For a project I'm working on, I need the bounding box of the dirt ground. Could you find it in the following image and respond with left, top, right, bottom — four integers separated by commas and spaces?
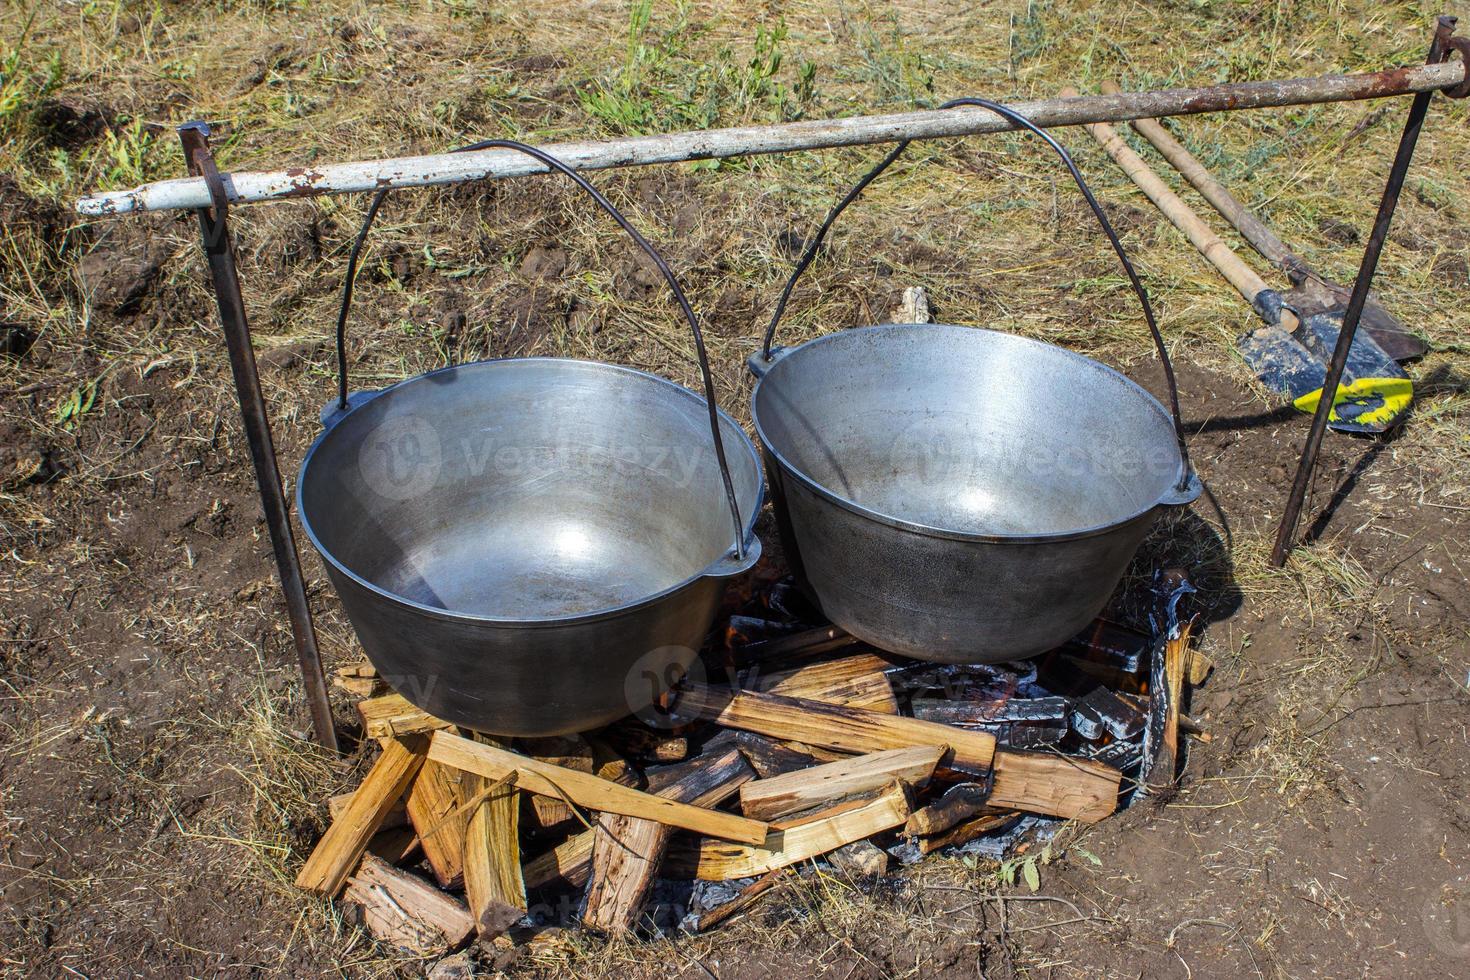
2, 1, 1469, 977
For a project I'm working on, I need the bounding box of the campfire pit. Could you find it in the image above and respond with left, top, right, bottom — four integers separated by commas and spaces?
297, 564, 1210, 954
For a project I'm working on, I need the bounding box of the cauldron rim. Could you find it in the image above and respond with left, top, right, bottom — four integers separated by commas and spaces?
751, 323, 1198, 546
297, 356, 764, 628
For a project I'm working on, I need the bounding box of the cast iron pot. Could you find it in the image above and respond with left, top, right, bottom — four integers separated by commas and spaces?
748, 99, 1200, 663
298, 142, 762, 735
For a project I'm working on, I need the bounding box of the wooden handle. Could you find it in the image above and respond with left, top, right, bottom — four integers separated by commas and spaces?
1063, 86, 1272, 306
1099, 80, 1295, 271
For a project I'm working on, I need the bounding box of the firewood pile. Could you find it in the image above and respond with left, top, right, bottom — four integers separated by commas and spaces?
298, 571, 1210, 960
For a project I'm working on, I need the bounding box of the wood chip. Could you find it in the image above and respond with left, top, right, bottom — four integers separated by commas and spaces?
829, 839, 889, 876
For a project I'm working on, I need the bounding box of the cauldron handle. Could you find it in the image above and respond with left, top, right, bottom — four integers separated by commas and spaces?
759, 97, 1193, 492
332, 140, 750, 561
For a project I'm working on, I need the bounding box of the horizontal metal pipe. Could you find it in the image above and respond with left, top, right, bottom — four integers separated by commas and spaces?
76, 59, 1466, 216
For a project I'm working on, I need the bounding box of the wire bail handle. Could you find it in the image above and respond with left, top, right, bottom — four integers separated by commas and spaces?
759, 97, 1193, 491
334, 140, 749, 559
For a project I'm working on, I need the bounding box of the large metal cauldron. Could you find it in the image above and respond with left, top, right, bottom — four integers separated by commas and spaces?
298, 143, 761, 736
749, 99, 1200, 663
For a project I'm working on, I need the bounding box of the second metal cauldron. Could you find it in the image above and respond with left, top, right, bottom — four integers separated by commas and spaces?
749, 98, 1201, 663
751, 323, 1197, 662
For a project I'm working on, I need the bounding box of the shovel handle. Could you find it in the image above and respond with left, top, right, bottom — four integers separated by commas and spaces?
1064, 89, 1305, 337
1099, 81, 1298, 276
1067, 87, 1296, 330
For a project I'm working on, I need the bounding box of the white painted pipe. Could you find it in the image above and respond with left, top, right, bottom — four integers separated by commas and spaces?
75, 60, 1466, 217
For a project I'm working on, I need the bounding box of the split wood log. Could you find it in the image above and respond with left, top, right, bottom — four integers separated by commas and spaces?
733, 731, 824, 778
744, 653, 899, 713
664, 780, 911, 880
343, 853, 475, 954
427, 730, 768, 843
297, 735, 427, 895
738, 744, 944, 821
909, 696, 1071, 725
525, 746, 753, 892
517, 734, 596, 771
358, 693, 450, 740
726, 615, 803, 645
1184, 648, 1215, 686
733, 625, 859, 666
1074, 687, 1145, 740
904, 782, 991, 837
782, 741, 850, 764
583, 746, 754, 933
462, 735, 526, 938
1062, 619, 1150, 673
1178, 711, 1212, 742
918, 810, 1020, 855
1093, 738, 1144, 771
522, 832, 593, 892
517, 734, 595, 830
1004, 724, 1068, 750
678, 683, 998, 771
402, 759, 469, 888
770, 791, 883, 829
1069, 704, 1106, 741
1143, 623, 1192, 794
330, 791, 407, 829
989, 750, 1120, 824
598, 722, 688, 762
1045, 653, 1146, 695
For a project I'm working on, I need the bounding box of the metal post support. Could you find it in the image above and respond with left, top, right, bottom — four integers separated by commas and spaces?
177, 122, 338, 750
1269, 16, 1463, 567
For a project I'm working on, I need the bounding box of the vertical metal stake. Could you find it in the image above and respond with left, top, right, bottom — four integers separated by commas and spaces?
178, 122, 339, 750
1269, 16, 1456, 568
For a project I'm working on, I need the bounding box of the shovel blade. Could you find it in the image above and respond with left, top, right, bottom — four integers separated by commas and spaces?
1238, 318, 1412, 435
1283, 278, 1428, 362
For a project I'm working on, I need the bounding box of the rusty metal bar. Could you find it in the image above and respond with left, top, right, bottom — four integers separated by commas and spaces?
80, 58, 1467, 216
1268, 17, 1458, 567
177, 122, 339, 750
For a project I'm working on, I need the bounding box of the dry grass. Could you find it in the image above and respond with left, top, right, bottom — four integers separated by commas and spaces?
2, 0, 1468, 976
